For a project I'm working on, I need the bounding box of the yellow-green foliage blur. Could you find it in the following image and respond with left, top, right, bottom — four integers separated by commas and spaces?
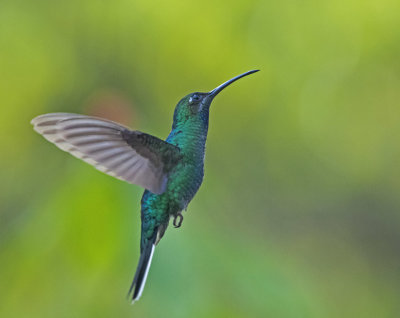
1, 0, 400, 317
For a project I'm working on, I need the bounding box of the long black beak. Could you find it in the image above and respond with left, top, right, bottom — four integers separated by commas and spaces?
208, 70, 259, 99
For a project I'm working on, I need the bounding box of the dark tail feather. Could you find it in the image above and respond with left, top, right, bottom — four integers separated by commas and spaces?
128, 235, 157, 304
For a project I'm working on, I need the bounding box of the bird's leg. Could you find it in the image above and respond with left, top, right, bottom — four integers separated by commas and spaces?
173, 212, 183, 228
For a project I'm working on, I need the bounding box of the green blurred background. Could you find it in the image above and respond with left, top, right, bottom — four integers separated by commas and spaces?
1, 0, 400, 317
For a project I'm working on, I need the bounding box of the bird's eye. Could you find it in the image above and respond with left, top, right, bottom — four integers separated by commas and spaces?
189, 94, 201, 104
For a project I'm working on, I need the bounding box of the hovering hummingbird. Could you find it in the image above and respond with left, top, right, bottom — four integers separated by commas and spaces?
31, 70, 259, 303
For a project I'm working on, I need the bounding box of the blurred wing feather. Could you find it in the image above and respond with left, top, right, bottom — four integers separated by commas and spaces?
31, 113, 181, 194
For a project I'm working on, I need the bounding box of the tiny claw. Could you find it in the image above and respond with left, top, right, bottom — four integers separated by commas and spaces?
173, 213, 183, 228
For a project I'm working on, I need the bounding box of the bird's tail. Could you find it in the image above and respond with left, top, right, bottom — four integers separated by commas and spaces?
128, 233, 157, 304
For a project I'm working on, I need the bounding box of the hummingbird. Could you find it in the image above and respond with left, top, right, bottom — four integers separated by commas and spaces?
31, 70, 259, 303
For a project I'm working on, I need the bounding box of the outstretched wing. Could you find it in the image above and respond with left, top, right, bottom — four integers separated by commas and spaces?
31, 113, 182, 194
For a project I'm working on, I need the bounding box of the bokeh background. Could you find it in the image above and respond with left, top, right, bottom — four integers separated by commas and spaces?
1, 0, 400, 317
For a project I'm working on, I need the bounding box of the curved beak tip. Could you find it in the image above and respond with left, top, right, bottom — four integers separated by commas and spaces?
209, 69, 260, 98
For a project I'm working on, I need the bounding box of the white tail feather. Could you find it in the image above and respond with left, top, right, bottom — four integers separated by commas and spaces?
132, 244, 155, 304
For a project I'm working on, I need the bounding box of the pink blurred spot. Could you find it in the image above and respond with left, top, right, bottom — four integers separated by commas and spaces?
84, 89, 139, 127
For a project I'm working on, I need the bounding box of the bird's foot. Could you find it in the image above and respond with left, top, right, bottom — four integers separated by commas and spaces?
173, 212, 183, 228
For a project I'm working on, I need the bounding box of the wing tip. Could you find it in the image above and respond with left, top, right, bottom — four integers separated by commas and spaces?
31, 114, 47, 126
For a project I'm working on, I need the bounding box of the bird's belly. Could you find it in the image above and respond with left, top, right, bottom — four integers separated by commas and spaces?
166, 163, 204, 211
141, 163, 203, 215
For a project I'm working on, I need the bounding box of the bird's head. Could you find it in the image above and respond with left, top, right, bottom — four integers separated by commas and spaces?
172, 70, 259, 128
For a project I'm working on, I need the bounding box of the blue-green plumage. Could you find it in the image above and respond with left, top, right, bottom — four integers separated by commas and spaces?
30, 70, 259, 304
